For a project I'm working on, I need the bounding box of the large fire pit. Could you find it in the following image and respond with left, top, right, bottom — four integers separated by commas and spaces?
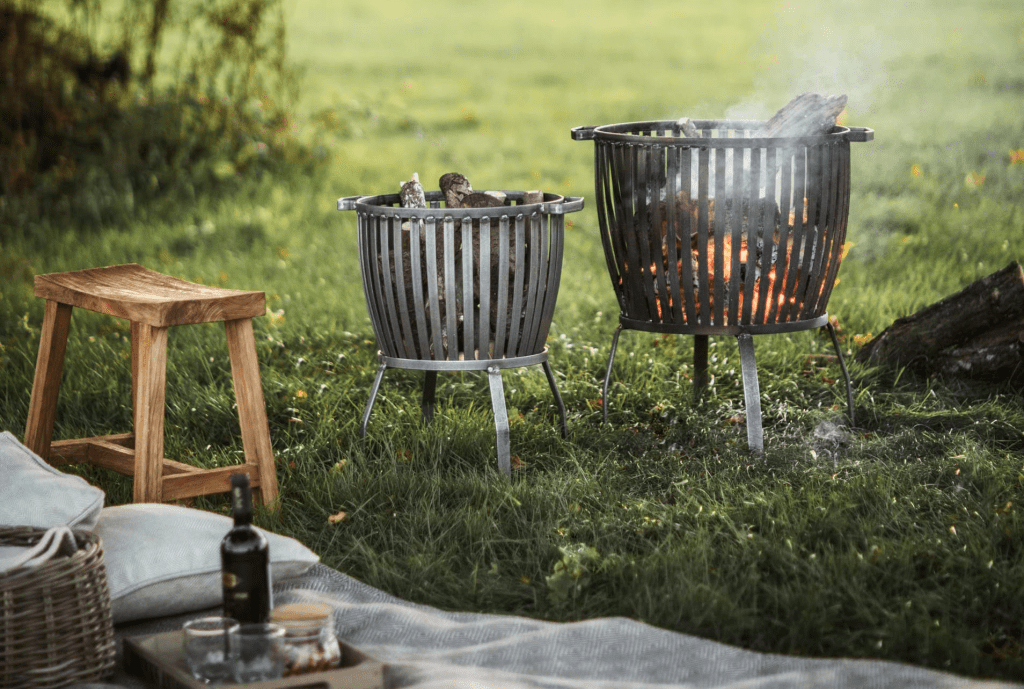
338, 190, 583, 475
572, 118, 872, 452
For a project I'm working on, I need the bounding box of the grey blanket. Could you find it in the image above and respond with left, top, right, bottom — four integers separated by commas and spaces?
92, 564, 1019, 689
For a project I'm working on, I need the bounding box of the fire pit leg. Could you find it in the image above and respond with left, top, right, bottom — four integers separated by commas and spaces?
824, 321, 856, 427
736, 334, 765, 456
486, 366, 512, 477
602, 325, 624, 424
422, 371, 437, 425
542, 360, 568, 439
361, 362, 388, 438
693, 335, 709, 403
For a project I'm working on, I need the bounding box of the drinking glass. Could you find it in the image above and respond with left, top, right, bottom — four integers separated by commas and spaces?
182, 616, 239, 684
230, 622, 286, 682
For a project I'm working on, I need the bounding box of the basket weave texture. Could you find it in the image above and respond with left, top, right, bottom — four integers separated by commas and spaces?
1, 526, 116, 688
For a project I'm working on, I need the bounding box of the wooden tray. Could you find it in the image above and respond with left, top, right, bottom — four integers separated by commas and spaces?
123, 629, 388, 689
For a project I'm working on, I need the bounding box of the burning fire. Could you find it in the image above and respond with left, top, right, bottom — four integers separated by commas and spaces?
618, 194, 846, 324
645, 235, 797, 321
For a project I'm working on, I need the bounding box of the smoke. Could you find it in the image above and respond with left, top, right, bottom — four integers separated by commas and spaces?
726, 0, 944, 120
811, 417, 853, 470
670, 0, 955, 203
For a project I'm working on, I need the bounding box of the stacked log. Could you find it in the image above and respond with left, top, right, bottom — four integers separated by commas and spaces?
855, 262, 1024, 383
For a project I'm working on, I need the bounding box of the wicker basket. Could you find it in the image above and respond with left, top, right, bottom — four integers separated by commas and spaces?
1, 526, 116, 688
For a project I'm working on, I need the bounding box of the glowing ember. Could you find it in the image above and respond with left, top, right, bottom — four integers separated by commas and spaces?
621, 194, 847, 325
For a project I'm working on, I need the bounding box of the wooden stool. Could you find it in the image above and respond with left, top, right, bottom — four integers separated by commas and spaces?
23, 263, 279, 506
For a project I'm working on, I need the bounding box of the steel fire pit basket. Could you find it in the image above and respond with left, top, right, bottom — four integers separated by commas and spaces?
572, 119, 873, 452
338, 190, 584, 475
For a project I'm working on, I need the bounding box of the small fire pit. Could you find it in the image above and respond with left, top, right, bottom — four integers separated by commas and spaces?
338, 190, 583, 475
572, 116, 873, 452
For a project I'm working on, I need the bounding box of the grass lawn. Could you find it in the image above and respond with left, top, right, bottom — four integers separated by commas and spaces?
2, 0, 1024, 681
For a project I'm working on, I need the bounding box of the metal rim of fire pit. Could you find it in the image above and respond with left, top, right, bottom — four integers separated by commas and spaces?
338, 190, 584, 476
572, 119, 873, 453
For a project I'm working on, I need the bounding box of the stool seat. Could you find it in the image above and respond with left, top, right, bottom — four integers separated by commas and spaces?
24, 264, 279, 507
35, 263, 266, 327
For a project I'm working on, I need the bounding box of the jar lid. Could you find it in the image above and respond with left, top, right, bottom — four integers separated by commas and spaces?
270, 603, 333, 622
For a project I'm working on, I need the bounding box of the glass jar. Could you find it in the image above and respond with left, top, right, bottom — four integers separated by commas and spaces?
269, 603, 342, 676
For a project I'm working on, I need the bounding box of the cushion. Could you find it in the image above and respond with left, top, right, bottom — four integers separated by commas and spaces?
96, 503, 320, 623
0, 431, 105, 530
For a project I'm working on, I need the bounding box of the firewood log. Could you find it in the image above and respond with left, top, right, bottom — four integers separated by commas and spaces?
676, 117, 700, 138
439, 172, 473, 208
460, 192, 504, 208
855, 261, 1024, 382
934, 320, 1024, 382
765, 93, 847, 137
399, 173, 427, 208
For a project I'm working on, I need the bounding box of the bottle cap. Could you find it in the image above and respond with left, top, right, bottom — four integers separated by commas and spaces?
270, 602, 332, 622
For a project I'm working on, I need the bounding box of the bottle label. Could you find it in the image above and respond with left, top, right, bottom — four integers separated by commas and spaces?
222, 551, 272, 623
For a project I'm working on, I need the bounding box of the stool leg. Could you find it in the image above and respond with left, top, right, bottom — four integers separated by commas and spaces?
133, 323, 169, 503
130, 321, 142, 418
225, 318, 279, 507
24, 301, 73, 459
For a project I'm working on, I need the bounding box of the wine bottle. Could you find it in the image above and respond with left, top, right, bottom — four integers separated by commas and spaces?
221, 473, 272, 623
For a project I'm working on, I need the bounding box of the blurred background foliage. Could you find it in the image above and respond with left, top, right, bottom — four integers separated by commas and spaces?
0, 0, 323, 236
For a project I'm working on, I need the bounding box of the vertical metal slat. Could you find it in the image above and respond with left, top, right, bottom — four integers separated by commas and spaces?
506, 214, 527, 356
767, 147, 794, 324
696, 145, 711, 325
596, 144, 625, 315
779, 147, 807, 322
478, 218, 492, 358
741, 147, 761, 324
753, 147, 777, 325
366, 214, 394, 356
521, 212, 545, 352
814, 141, 851, 316
800, 141, 834, 319
664, 145, 683, 324
424, 218, 443, 359
648, 145, 671, 323
727, 144, 744, 325
677, 146, 697, 324
392, 219, 416, 357
461, 217, 475, 359
493, 216, 511, 358
536, 212, 563, 354
712, 146, 727, 325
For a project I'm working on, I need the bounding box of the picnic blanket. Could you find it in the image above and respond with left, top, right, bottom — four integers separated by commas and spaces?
91, 563, 1019, 689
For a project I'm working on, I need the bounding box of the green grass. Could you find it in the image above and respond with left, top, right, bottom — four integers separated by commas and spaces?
3, 0, 1024, 681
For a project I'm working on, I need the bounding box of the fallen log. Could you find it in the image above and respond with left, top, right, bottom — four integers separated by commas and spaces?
856, 261, 1024, 382
934, 320, 1024, 382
